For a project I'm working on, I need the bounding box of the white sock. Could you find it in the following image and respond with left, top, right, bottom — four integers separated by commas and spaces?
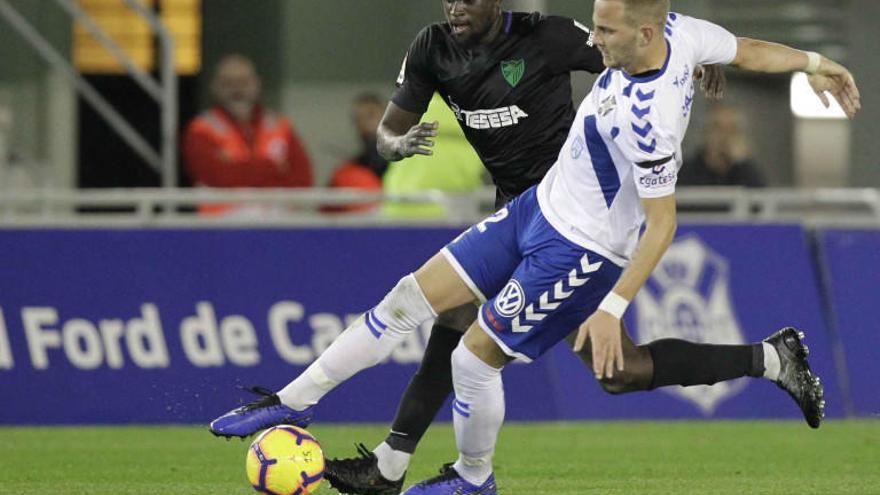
450, 343, 504, 487
373, 442, 410, 481
277, 274, 436, 410
762, 342, 781, 381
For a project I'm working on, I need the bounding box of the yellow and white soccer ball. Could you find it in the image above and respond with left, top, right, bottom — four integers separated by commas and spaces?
246, 425, 325, 494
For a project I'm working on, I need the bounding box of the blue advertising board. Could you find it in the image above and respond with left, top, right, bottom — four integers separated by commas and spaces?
816, 229, 880, 417
0, 225, 842, 424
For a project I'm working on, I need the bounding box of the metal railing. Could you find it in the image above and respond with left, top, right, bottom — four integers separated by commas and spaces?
1, 187, 879, 228
0, 0, 178, 187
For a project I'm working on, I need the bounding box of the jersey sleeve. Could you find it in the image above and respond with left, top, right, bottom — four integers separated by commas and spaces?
537, 15, 605, 74
678, 14, 738, 65
619, 113, 679, 199
390, 26, 437, 114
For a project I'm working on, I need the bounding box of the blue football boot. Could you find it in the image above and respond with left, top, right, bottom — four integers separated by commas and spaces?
402, 464, 497, 495
209, 386, 314, 438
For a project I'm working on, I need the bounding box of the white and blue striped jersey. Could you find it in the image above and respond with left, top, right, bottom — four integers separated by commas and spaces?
537, 13, 737, 265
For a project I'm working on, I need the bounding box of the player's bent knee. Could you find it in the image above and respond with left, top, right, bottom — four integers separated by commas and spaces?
597, 375, 632, 395
376, 274, 437, 333
413, 253, 478, 313
597, 357, 653, 394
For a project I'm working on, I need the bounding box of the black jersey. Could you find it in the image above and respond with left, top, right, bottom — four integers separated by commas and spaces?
392, 12, 604, 202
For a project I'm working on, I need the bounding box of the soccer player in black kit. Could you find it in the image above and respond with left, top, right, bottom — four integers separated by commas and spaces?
207, 2, 823, 494
317, 2, 819, 494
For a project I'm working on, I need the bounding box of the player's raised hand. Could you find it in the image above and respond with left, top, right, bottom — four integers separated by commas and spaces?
397, 121, 439, 158
694, 64, 726, 100
808, 58, 861, 118
574, 310, 624, 380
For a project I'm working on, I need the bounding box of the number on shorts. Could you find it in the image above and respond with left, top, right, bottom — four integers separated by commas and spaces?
476, 208, 509, 233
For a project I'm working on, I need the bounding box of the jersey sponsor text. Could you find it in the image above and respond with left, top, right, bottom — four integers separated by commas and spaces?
457, 105, 530, 130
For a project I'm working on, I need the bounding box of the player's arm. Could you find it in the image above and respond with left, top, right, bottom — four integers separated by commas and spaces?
381, 26, 440, 161
544, 16, 727, 99
573, 194, 677, 379
731, 38, 860, 118
376, 101, 438, 161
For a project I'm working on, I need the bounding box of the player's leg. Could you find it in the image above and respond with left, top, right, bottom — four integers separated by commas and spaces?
209, 252, 476, 438
567, 321, 825, 427
645, 329, 823, 426
402, 321, 510, 495
385, 305, 474, 455
404, 205, 623, 494
325, 306, 474, 495
325, 202, 528, 494
566, 320, 653, 393
380, 306, 474, 464
360, 191, 523, 483
566, 321, 761, 393
449, 325, 511, 483
276, 254, 472, 408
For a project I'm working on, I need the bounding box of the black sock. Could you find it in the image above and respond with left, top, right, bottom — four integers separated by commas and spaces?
385, 324, 463, 454
646, 339, 764, 389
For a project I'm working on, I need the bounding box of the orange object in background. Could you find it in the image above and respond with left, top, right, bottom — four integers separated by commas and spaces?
183, 106, 313, 216
322, 161, 383, 213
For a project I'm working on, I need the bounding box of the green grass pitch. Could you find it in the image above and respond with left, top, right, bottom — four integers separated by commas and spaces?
1, 421, 878, 494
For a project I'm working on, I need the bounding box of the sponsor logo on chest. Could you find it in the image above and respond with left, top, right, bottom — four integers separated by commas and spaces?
449, 97, 529, 130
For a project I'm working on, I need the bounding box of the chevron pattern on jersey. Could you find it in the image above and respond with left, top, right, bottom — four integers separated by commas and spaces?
630, 104, 651, 120
665, 12, 679, 35
631, 121, 653, 138
511, 254, 604, 333
631, 86, 656, 154
635, 88, 655, 101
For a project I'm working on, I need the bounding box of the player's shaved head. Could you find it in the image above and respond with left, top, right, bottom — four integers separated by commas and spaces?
604, 0, 669, 28
593, 0, 670, 73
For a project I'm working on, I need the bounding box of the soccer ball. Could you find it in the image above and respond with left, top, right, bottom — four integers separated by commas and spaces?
246, 425, 325, 494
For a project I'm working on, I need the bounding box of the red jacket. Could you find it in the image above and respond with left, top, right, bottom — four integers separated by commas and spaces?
183, 106, 313, 188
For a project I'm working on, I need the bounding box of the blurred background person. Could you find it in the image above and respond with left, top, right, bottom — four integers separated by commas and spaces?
680, 104, 765, 187
183, 54, 313, 215
382, 93, 485, 219
349, 92, 389, 180
324, 93, 389, 214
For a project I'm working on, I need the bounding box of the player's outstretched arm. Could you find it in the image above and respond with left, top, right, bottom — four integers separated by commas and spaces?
377, 101, 439, 161
731, 38, 861, 118
574, 195, 677, 379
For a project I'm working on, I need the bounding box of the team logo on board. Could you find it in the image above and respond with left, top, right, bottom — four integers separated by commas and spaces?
501, 59, 525, 87
634, 236, 748, 415
494, 279, 525, 317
